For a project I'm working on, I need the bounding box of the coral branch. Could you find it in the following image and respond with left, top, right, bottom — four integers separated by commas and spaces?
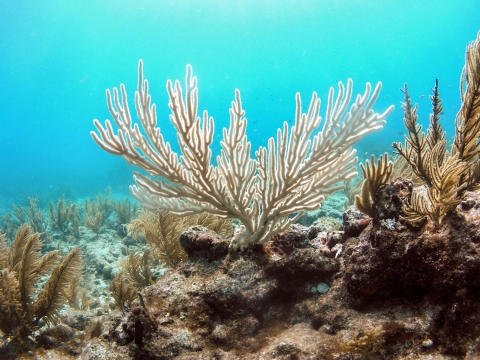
92, 61, 393, 249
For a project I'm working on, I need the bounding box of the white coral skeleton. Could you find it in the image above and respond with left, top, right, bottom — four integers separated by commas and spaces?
91, 61, 394, 249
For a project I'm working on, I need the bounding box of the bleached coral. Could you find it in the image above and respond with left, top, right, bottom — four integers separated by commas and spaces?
91, 61, 393, 249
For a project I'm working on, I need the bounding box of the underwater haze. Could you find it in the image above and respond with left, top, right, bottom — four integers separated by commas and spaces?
0, 0, 478, 210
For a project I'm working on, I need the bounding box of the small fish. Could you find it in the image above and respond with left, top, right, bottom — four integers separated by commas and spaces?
149, 277, 156, 285
420, 95, 425, 98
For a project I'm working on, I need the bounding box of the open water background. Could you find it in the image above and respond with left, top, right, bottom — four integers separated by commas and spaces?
0, 0, 478, 210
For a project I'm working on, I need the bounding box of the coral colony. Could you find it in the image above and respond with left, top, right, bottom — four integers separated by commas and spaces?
1, 32, 480, 359
91, 60, 393, 249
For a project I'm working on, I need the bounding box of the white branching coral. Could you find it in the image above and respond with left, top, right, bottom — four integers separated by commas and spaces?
91, 61, 393, 249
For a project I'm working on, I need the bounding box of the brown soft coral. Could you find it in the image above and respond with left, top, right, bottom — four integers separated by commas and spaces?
0, 224, 82, 345
393, 32, 480, 228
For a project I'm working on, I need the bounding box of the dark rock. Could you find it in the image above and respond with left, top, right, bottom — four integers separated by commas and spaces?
325, 231, 344, 248
343, 206, 371, 238
179, 226, 229, 261
265, 248, 339, 280
345, 214, 480, 305
462, 198, 476, 211
372, 177, 413, 221
123, 306, 157, 347
270, 224, 311, 255
343, 178, 412, 238
110, 317, 132, 346
35, 335, 59, 349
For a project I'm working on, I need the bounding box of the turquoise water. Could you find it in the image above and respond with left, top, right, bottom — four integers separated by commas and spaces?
0, 0, 478, 209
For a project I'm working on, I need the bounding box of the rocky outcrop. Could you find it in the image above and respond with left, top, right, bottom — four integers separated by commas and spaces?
13, 179, 480, 359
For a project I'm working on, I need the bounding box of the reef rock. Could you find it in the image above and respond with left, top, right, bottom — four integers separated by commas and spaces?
14, 180, 480, 359
95, 200, 480, 359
